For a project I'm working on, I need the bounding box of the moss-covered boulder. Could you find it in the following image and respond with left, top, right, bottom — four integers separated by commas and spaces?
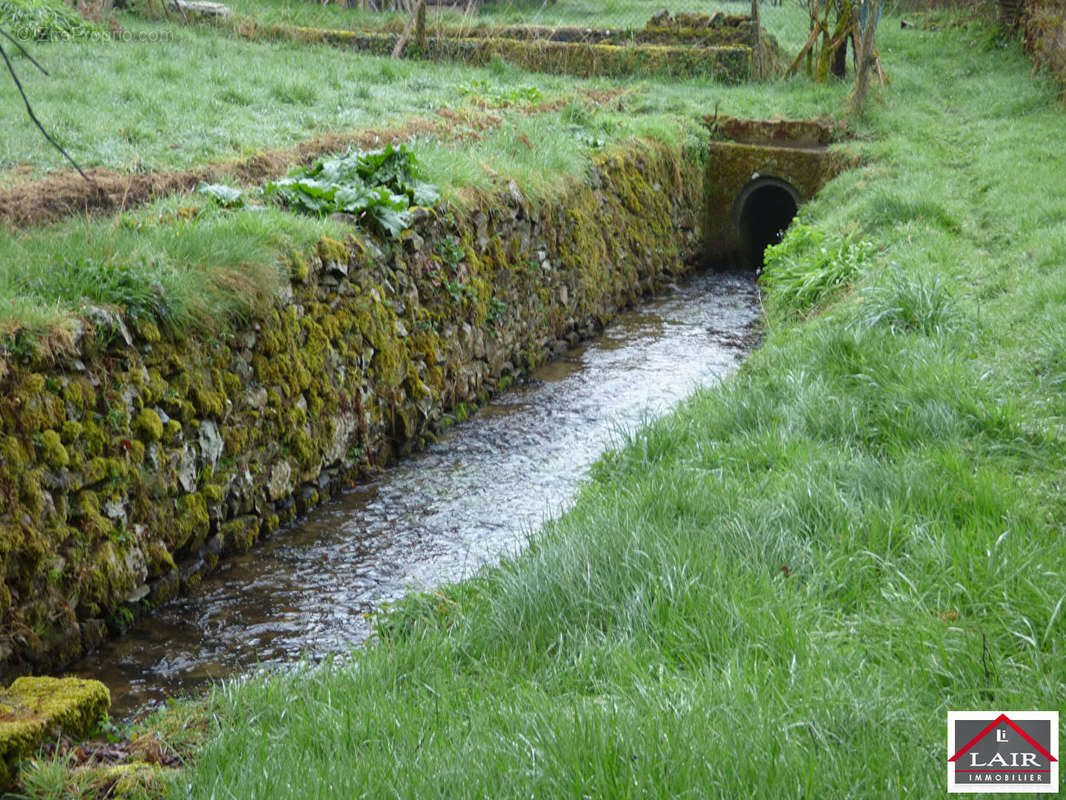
0, 676, 110, 787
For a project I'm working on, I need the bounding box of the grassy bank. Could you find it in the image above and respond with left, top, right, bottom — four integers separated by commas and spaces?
0, 5, 836, 347
126, 13, 1066, 800
0, 18, 575, 176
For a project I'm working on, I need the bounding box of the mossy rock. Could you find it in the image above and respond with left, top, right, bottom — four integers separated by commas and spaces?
36, 430, 69, 469
172, 493, 210, 552
132, 409, 164, 443
60, 420, 84, 445
219, 516, 259, 554
92, 762, 173, 799
0, 676, 110, 788
316, 236, 348, 266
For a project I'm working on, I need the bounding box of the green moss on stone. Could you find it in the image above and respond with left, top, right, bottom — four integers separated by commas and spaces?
0, 676, 110, 787
283, 406, 307, 429
301, 318, 330, 375
61, 379, 83, 409
0, 435, 26, 472
222, 371, 241, 396
80, 540, 136, 616
60, 420, 83, 445
289, 254, 310, 283
172, 493, 209, 552
21, 374, 45, 395
19, 469, 45, 520
191, 384, 226, 419
128, 440, 146, 465
36, 429, 69, 469
145, 370, 168, 405
316, 236, 348, 266
100, 761, 173, 797
132, 409, 163, 443
80, 458, 108, 487
146, 541, 176, 579
290, 429, 316, 469
223, 426, 247, 456
135, 318, 162, 343
220, 516, 258, 553
81, 418, 106, 457
163, 419, 182, 442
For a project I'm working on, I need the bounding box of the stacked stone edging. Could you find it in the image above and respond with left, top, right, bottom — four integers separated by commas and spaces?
1024, 0, 1066, 95
0, 142, 704, 680
237, 21, 759, 81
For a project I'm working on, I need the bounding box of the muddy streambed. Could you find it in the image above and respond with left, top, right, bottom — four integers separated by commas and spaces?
70, 270, 761, 717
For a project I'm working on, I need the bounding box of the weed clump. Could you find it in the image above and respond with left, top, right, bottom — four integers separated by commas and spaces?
760, 222, 877, 321
850, 268, 961, 337
0, 0, 100, 41
264, 144, 440, 238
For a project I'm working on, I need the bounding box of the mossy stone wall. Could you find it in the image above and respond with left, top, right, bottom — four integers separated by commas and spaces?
1024, 0, 1066, 95
0, 142, 704, 680
237, 21, 760, 81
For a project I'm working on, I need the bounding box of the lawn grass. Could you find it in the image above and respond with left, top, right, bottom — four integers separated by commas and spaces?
0, 4, 813, 179
0, 192, 349, 346
0, 16, 569, 176
138, 12, 1066, 800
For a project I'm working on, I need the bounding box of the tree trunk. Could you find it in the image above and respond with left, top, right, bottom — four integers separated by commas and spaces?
391, 0, 425, 58
830, 35, 847, 78
751, 0, 763, 79
849, 0, 879, 113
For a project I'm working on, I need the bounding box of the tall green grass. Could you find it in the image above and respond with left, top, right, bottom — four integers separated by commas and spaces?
0, 17, 580, 176
0, 6, 823, 179
0, 194, 347, 343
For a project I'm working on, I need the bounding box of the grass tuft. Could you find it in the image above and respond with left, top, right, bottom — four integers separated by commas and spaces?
760, 221, 877, 321
850, 267, 962, 337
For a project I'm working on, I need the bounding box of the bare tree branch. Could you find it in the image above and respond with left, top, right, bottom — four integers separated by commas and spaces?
0, 30, 91, 183
0, 28, 48, 74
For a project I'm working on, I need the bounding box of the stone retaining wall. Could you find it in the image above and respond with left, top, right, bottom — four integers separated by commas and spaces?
237, 21, 761, 81
0, 142, 704, 680
1024, 0, 1066, 95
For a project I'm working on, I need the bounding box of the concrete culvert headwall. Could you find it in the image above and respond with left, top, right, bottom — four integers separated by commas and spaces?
734, 176, 801, 268
700, 114, 852, 270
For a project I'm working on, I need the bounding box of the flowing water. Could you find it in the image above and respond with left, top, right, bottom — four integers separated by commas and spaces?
70, 269, 760, 718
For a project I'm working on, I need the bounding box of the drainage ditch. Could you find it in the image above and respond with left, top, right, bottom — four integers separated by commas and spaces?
70, 269, 761, 718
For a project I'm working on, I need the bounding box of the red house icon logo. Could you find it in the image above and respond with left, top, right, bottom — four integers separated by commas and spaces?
948, 711, 1059, 793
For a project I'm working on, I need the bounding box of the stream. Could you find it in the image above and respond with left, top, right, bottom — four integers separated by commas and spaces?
70, 269, 761, 718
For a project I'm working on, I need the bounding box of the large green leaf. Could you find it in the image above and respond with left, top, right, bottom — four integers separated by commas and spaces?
263, 144, 439, 237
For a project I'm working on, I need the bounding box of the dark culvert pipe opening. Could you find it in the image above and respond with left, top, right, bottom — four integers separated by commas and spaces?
733, 177, 801, 270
